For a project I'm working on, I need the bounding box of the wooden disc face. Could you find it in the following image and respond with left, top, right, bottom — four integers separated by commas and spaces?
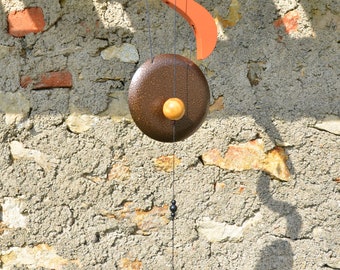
128, 54, 210, 142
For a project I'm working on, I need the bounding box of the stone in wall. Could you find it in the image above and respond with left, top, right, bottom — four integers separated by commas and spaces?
0, 244, 80, 270
1, 197, 26, 229
101, 91, 131, 121
119, 258, 142, 270
0, 45, 12, 59
85, 156, 131, 182
9, 141, 58, 172
209, 96, 224, 113
0, 92, 30, 125
107, 160, 131, 181
101, 43, 139, 63
215, 0, 242, 28
154, 155, 181, 172
65, 113, 99, 134
197, 212, 262, 242
247, 61, 266, 86
103, 202, 169, 235
0, 222, 7, 236
313, 115, 340, 135
201, 139, 291, 181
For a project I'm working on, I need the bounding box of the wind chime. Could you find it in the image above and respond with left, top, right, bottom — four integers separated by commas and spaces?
128, 0, 217, 268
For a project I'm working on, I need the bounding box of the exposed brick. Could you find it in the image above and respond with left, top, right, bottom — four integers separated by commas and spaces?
8, 7, 45, 37
274, 10, 300, 34
20, 71, 73, 89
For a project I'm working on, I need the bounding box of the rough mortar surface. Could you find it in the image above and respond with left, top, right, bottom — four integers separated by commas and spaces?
0, 0, 339, 269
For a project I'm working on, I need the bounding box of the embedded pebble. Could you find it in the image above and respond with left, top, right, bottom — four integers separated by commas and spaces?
65, 113, 99, 134
101, 43, 139, 63
313, 115, 340, 135
0, 92, 30, 125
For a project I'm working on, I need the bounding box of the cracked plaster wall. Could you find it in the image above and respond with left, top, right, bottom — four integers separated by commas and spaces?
0, 0, 339, 269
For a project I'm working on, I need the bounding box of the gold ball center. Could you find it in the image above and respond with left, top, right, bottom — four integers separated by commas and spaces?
163, 97, 186, 121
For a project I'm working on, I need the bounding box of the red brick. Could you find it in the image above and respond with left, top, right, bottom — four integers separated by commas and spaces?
20, 71, 73, 89
274, 10, 300, 34
8, 7, 45, 37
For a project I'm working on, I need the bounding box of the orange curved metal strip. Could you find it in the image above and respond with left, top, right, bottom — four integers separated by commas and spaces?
163, 0, 217, 60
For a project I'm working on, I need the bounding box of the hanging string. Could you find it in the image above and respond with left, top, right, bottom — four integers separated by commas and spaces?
170, 1, 178, 270
144, 0, 154, 62
172, 0, 178, 96
170, 123, 177, 270
185, 31, 194, 118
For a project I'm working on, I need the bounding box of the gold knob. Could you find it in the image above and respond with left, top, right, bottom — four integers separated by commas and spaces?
163, 97, 185, 121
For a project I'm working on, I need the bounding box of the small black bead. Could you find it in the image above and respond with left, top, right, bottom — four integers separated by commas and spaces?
170, 204, 177, 213
171, 212, 176, 218
171, 200, 176, 205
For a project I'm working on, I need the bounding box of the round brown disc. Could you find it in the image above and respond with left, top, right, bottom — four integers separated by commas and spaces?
128, 54, 210, 142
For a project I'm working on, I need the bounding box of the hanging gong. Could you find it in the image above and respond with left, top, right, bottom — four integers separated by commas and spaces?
128, 54, 210, 142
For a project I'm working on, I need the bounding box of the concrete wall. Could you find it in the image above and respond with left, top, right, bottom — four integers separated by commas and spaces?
0, 0, 339, 269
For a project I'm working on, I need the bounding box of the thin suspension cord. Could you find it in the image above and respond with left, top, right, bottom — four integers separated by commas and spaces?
171, 2, 177, 270
173, 0, 177, 96
171, 123, 176, 270
144, 0, 154, 62
186, 32, 195, 117
170, 16, 195, 270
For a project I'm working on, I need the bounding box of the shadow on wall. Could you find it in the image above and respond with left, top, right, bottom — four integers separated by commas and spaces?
212, 1, 336, 269
0, 1, 338, 122
255, 174, 302, 270
0, 0, 338, 269
0, 0, 143, 117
